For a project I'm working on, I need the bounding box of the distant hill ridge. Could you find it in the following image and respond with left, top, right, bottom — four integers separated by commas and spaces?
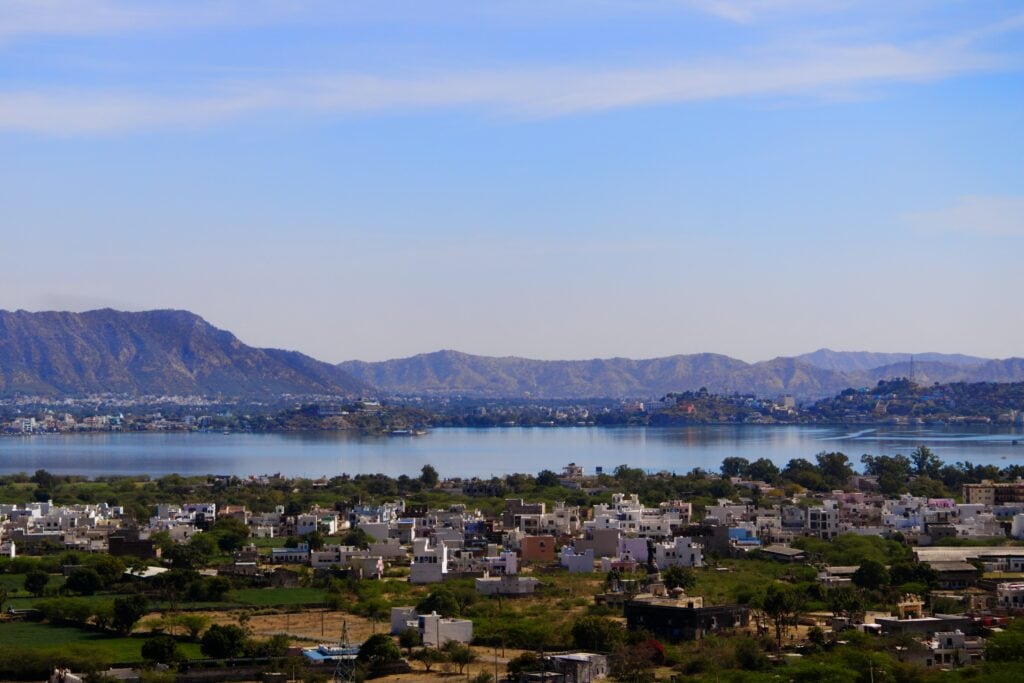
1, 308, 1020, 400
0, 309, 366, 398
339, 349, 1024, 400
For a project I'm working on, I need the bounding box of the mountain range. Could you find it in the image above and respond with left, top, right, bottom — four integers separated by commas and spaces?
1, 308, 1021, 400
0, 309, 366, 398
339, 350, 1024, 400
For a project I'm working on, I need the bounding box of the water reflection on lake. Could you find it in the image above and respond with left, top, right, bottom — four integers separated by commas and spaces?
0, 425, 1021, 479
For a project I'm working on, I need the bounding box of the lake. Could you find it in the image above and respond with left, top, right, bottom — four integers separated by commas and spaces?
1, 425, 1023, 479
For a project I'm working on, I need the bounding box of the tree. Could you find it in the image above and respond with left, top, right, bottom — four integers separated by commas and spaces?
734, 635, 769, 670
720, 457, 750, 478
889, 560, 936, 589
571, 615, 624, 651
852, 559, 889, 591
507, 652, 541, 677
911, 445, 942, 478
302, 530, 325, 551
861, 454, 913, 495
200, 624, 248, 659
113, 595, 148, 634
357, 633, 401, 669
748, 458, 780, 483
410, 647, 446, 673
419, 464, 440, 488
762, 584, 804, 651
828, 586, 865, 624
211, 516, 250, 552
141, 635, 180, 664
782, 459, 826, 491
32, 469, 58, 490
398, 627, 422, 654
341, 527, 373, 549
815, 451, 854, 488
610, 641, 659, 683
83, 554, 125, 588
66, 567, 103, 596
165, 543, 206, 571
661, 566, 696, 591
174, 614, 211, 640
442, 641, 477, 675
0, 586, 8, 612
536, 469, 561, 488
24, 570, 49, 597
987, 621, 1024, 661
361, 597, 390, 633
187, 533, 218, 563
417, 589, 460, 618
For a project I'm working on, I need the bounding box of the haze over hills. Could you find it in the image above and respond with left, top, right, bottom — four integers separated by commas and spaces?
791, 349, 988, 373
339, 349, 1024, 400
0, 309, 1020, 400
0, 309, 367, 398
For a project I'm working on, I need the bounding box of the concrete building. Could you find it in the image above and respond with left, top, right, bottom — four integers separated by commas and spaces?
475, 574, 540, 595
964, 480, 1024, 506
653, 536, 703, 568
419, 612, 473, 647
520, 535, 555, 562
997, 582, 1024, 609
560, 546, 595, 573
410, 537, 448, 584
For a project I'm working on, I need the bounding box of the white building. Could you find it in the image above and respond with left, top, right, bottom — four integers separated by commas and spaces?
925, 631, 984, 668
419, 612, 473, 647
997, 582, 1024, 609
617, 537, 649, 563
410, 537, 448, 584
390, 607, 472, 647
653, 536, 703, 568
270, 542, 311, 564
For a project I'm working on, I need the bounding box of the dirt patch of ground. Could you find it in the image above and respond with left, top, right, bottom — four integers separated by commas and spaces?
165, 608, 530, 680
196, 609, 381, 644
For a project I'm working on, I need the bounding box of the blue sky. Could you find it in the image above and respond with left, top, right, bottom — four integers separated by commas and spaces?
1, 0, 1022, 363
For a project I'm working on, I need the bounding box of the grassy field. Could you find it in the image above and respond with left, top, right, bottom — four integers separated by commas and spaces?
693, 559, 802, 604
0, 621, 202, 663
231, 586, 328, 606
0, 572, 67, 595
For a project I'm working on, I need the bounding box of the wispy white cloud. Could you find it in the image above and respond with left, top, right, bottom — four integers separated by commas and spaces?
0, 0, 298, 40
0, 37, 1012, 134
681, 0, 845, 23
906, 195, 1024, 236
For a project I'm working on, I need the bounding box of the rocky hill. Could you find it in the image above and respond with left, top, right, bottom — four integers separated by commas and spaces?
0, 309, 367, 398
339, 350, 1024, 399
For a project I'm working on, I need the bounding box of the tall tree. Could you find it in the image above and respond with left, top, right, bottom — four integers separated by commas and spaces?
852, 559, 889, 591
24, 570, 49, 597
720, 457, 750, 478
911, 445, 942, 478
762, 584, 804, 651
419, 464, 440, 488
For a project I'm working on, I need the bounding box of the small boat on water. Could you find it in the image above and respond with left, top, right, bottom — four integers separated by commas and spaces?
389, 426, 428, 436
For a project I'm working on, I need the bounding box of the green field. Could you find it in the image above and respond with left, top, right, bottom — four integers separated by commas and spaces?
0, 572, 67, 596
0, 621, 202, 663
231, 586, 327, 606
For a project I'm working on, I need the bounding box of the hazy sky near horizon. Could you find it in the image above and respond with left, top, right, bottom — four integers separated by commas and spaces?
1, 1, 1022, 363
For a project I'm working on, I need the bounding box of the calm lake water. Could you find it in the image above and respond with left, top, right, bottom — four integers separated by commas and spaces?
1, 426, 1023, 479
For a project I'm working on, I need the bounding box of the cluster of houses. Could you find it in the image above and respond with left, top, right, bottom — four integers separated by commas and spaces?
1, 411, 209, 434
10, 467, 1024, 673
